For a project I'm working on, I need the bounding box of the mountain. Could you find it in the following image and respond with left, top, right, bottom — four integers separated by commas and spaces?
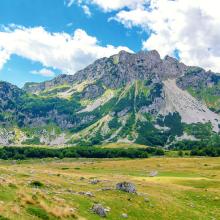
1, 50, 220, 147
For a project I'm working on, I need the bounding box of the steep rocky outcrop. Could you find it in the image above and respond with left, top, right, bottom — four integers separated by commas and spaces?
177, 67, 220, 90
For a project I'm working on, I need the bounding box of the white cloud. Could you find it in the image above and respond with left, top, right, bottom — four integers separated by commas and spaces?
66, 22, 73, 27
65, 0, 74, 7
82, 5, 92, 17
31, 68, 55, 77
109, 0, 220, 72
0, 48, 10, 70
67, 0, 148, 12
110, 8, 149, 29
0, 26, 132, 73
90, 0, 148, 12
65, 0, 92, 17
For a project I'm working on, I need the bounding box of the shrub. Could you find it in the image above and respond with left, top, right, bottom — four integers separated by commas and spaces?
27, 206, 49, 220
30, 181, 44, 188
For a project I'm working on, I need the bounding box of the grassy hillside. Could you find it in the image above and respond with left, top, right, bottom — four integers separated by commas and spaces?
0, 157, 219, 219
187, 85, 220, 113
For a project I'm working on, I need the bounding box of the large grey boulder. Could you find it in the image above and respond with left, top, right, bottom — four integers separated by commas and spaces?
116, 182, 136, 193
91, 204, 107, 217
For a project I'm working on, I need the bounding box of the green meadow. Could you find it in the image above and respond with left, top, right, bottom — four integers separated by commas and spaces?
0, 157, 219, 219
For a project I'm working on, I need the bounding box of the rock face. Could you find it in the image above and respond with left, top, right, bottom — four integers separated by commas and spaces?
1, 50, 220, 146
116, 182, 136, 193
177, 67, 220, 90
0, 81, 24, 111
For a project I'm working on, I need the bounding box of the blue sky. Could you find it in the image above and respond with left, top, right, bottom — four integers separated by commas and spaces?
0, 0, 219, 87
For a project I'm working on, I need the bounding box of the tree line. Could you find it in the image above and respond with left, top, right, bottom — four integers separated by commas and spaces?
0, 146, 164, 160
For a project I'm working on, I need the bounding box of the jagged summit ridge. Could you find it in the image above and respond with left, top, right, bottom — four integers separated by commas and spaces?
23, 50, 187, 94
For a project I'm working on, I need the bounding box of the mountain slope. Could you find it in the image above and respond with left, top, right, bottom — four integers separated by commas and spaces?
1, 50, 220, 147
161, 79, 220, 132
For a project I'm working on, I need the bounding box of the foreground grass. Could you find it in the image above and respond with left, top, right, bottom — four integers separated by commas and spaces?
0, 157, 219, 219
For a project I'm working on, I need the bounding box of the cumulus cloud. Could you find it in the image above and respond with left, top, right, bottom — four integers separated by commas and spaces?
0, 26, 132, 74
31, 68, 55, 77
67, 0, 148, 13
0, 48, 10, 70
90, 0, 148, 12
110, 8, 149, 29
84, 0, 220, 72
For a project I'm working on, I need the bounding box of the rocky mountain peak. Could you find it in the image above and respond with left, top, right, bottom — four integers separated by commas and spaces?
23, 50, 188, 94
137, 49, 161, 61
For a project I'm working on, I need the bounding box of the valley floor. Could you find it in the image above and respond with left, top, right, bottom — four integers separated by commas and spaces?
0, 157, 220, 220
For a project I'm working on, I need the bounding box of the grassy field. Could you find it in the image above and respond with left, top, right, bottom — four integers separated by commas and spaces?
99, 143, 148, 149
0, 157, 219, 220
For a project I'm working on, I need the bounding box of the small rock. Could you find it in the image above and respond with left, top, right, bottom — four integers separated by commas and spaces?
69, 208, 75, 212
144, 197, 150, 202
105, 207, 111, 212
90, 179, 100, 184
122, 213, 128, 218
85, 192, 94, 197
100, 187, 112, 191
91, 204, 107, 217
116, 182, 136, 193
149, 171, 158, 177
189, 203, 195, 208
79, 191, 94, 197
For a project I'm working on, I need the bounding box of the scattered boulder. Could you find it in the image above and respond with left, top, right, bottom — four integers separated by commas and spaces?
79, 191, 94, 197
90, 179, 100, 184
91, 204, 107, 217
122, 213, 128, 218
85, 191, 94, 197
116, 182, 136, 193
149, 171, 158, 177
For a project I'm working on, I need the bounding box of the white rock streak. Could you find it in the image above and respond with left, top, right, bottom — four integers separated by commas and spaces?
160, 79, 220, 132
